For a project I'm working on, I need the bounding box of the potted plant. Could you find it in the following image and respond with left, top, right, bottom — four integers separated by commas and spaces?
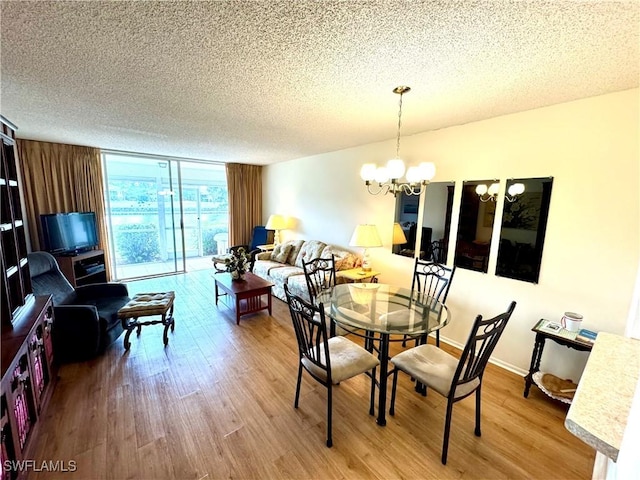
225, 247, 249, 281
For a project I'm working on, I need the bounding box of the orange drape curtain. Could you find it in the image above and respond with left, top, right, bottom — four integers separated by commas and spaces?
16, 139, 114, 280
225, 163, 262, 246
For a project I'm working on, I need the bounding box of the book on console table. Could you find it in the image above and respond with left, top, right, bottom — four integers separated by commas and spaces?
536, 319, 578, 340
576, 328, 598, 345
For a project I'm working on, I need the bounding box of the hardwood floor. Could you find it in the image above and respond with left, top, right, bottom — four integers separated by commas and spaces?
28, 270, 595, 479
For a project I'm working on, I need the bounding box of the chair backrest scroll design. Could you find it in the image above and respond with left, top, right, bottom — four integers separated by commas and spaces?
303, 256, 337, 302
411, 259, 455, 309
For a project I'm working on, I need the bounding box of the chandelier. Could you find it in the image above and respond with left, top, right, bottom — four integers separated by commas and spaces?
360, 86, 436, 197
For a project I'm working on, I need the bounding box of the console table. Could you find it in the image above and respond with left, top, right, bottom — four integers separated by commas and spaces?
523, 319, 592, 399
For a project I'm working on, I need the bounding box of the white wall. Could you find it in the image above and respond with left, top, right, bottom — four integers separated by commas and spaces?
263, 89, 639, 380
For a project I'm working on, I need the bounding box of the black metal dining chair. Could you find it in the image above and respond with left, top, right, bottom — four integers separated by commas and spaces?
284, 284, 379, 447
389, 301, 516, 464
403, 259, 456, 347
303, 255, 352, 336
302, 255, 336, 301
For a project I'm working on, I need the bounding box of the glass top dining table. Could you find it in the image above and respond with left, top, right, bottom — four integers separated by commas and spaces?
316, 283, 450, 426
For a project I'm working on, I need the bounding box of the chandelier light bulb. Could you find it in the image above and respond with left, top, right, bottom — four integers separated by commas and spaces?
488, 182, 500, 196
418, 162, 436, 181
386, 158, 406, 180
360, 163, 377, 181
405, 166, 421, 183
475, 184, 488, 195
508, 183, 525, 196
374, 166, 390, 184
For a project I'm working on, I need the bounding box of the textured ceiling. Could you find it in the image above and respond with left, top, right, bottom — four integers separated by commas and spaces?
1, 1, 638, 165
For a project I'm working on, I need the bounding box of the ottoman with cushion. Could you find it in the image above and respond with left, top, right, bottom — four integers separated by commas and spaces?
118, 291, 176, 350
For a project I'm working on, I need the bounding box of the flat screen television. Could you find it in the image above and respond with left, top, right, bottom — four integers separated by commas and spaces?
40, 212, 99, 255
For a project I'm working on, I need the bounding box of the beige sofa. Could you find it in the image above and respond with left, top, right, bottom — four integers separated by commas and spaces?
253, 239, 361, 301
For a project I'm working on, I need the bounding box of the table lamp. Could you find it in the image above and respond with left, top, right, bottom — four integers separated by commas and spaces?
265, 214, 287, 245
392, 223, 407, 245
349, 224, 382, 272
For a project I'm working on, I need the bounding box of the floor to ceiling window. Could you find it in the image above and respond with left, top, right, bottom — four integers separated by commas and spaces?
102, 152, 228, 280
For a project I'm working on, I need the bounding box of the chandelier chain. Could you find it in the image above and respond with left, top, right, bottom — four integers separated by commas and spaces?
396, 92, 403, 158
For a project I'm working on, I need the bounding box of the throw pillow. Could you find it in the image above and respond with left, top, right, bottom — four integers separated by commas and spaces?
270, 244, 292, 263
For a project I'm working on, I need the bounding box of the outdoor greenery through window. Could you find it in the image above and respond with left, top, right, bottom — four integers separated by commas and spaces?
102, 152, 229, 280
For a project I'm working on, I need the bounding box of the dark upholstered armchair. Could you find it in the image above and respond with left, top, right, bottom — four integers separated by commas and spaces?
28, 251, 130, 362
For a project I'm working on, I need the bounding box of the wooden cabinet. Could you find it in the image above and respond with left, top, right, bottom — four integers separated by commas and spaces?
0, 117, 56, 479
55, 249, 107, 287
0, 116, 32, 328
1, 296, 55, 480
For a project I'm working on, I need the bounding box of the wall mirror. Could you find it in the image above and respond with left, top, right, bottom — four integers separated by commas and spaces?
392, 192, 420, 258
496, 177, 553, 283
454, 180, 498, 273
420, 181, 455, 262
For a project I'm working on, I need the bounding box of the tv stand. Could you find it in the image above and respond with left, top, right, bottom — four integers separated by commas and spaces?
55, 249, 107, 287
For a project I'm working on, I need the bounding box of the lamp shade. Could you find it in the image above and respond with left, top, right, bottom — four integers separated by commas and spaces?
392, 223, 407, 245
265, 214, 287, 230
349, 224, 382, 248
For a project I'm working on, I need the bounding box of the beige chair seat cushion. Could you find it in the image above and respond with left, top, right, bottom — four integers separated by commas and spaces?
335, 306, 371, 328
391, 344, 479, 399
302, 336, 379, 384
314, 307, 350, 337
379, 309, 420, 328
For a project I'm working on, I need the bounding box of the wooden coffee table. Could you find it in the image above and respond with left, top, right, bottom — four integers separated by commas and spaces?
214, 272, 274, 324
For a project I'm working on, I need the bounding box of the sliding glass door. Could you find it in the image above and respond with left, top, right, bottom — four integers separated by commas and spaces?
102, 153, 228, 280
179, 161, 229, 264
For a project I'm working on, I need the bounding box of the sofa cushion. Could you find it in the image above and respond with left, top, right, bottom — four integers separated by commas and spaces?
286, 274, 310, 301
256, 251, 272, 261
270, 243, 292, 263
320, 245, 361, 271
295, 240, 327, 268
269, 266, 305, 284
285, 240, 305, 265
253, 260, 288, 279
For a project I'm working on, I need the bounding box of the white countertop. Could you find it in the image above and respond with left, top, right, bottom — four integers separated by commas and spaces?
565, 332, 640, 461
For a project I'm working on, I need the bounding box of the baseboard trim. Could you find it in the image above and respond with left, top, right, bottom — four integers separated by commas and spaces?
435, 333, 528, 377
